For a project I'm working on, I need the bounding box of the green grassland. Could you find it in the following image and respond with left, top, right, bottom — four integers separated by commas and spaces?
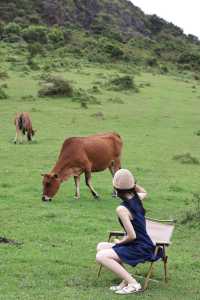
0, 51, 200, 300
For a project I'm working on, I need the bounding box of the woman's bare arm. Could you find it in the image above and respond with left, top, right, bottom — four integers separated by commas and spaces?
115, 206, 136, 245
135, 184, 148, 201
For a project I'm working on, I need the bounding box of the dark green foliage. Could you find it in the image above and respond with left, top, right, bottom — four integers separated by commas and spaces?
27, 42, 44, 57
173, 153, 200, 165
178, 52, 200, 69
73, 88, 100, 106
181, 193, 200, 224
0, 87, 8, 99
146, 57, 158, 67
108, 75, 138, 91
22, 25, 48, 43
4, 22, 21, 35
38, 75, 73, 97
103, 42, 124, 59
0, 0, 199, 74
0, 71, 9, 79
48, 26, 64, 44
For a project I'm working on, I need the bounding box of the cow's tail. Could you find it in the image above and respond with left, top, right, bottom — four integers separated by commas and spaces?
18, 114, 26, 135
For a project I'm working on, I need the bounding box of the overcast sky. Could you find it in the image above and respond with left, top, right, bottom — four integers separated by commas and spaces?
130, 0, 200, 38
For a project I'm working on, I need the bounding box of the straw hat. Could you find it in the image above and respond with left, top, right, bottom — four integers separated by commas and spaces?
113, 169, 136, 190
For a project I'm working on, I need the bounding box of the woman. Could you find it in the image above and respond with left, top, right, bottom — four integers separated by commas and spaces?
96, 169, 163, 294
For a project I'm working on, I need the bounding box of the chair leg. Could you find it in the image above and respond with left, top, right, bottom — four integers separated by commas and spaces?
163, 256, 168, 283
163, 245, 168, 283
143, 246, 159, 290
97, 265, 103, 278
143, 262, 154, 290
97, 233, 112, 278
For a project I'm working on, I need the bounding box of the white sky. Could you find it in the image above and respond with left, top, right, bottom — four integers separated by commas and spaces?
130, 0, 200, 38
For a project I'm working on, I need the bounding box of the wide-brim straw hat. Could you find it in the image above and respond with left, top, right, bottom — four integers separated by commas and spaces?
113, 169, 135, 190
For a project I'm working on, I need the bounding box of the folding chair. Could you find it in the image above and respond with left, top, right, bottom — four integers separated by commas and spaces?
97, 217, 175, 290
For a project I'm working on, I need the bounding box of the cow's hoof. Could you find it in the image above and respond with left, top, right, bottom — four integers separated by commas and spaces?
94, 194, 100, 200
74, 196, 80, 200
112, 191, 117, 197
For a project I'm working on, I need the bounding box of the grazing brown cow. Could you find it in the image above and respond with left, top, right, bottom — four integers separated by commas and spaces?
14, 112, 36, 144
41, 132, 122, 201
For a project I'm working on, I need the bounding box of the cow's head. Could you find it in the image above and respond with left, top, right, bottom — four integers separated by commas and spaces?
41, 173, 61, 202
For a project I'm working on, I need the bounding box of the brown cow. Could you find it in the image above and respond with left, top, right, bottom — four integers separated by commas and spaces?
41, 132, 122, 201
14, 112, 36, 144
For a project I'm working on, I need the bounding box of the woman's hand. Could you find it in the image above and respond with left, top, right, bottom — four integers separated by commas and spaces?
113, 238, 120, 244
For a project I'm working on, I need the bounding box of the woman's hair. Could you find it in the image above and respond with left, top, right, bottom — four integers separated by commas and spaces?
115, 187, 137, 200
116, 187, 146, 214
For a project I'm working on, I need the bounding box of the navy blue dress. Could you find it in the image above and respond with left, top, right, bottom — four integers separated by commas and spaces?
112, 194, 163, 266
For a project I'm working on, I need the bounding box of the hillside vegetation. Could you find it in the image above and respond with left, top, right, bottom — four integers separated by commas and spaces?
0, 0, 200, 73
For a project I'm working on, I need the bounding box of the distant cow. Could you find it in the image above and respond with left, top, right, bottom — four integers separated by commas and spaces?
42, 132, 123, 201
14, 112, 36, 143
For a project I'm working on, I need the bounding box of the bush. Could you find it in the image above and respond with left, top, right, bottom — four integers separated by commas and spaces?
103, 43, 124, 59
173, 153, 200, 165
146, 57, 158, 67
38, 75, 73, 97
108, 75, 138, 91
4, 22, 21, 35
0, 87, 8, 99
0, 71, 9, 79
27, 43, 44, 57
180, 193, 200, 224
48, 26, 64, 44
22, 25, 48, 43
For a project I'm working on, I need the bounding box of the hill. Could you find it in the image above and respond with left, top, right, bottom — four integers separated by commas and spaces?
0, 0, 200, 73
0, 0, 197, 41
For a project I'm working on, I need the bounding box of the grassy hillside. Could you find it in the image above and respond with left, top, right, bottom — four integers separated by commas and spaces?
0, 44, 200, 299
1, 0, 200, 74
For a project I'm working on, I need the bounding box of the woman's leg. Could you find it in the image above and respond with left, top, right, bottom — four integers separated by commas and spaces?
96, 242, 115, 252
96, 249, 137, 285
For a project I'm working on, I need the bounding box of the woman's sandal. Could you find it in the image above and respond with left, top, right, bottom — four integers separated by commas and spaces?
115, 282, 142, 294
110, 280, 127, 291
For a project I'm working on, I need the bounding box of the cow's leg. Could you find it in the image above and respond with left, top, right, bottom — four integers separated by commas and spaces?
20, 132, 24, 144
74, 176, 80, 199
109, 158, 121, 197
85, 171, 99, 199
14, 128, 20, 144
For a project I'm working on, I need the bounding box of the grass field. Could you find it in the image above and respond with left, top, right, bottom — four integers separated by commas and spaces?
0, 55, 200, 299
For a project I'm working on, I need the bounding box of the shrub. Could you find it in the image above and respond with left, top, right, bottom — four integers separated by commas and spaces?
180, 193, 200, 224
108, 75, 138, 91
22, 25, 48, 43
48, 26, 64, 44
0, 87, 8, 99
4, 22, 21, 35
38, 75, 73, 97
173, 153, 200, 165
0, 71, 9, 79
73, 88, 101, 106
146, 57, 158, 67
27, 42, 44, 57
103, 43, 124, 59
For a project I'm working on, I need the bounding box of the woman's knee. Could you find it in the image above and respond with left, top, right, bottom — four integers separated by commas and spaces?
96, 249, 119, 264
96, 251, 105, 264
96, 242, 114, 252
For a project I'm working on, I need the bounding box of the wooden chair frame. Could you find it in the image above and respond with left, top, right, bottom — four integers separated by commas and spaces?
97, 218, 175, 290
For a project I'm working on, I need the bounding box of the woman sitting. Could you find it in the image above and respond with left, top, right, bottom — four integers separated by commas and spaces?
96, 169, 163, 294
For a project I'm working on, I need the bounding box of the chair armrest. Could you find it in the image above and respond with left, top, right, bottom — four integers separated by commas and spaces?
146, 217, 176, 224
108, 231, 125, 237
